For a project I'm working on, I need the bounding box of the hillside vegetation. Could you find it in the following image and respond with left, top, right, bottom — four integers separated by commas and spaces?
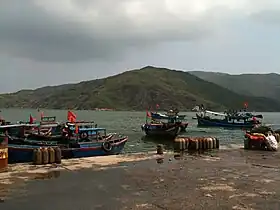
190, 71, 280, 102
0, 66, 280, 111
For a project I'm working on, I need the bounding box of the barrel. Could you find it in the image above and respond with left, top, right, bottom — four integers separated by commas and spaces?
207, 138, 213, 149
33, 148, 42, 165
48, 147, 55, 164
0, 135, 8, 171
0, 137, 8, 172
54, 147, 62, 164
174, 137, 188, 151
41, 147, 49, 165
189, 138, 199, 150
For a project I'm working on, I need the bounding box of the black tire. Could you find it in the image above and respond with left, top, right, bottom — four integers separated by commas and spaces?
102, 141, 113, 152
79, 132, 88, 140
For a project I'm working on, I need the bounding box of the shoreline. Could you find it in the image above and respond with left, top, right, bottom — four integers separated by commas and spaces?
1, 148, 280, 209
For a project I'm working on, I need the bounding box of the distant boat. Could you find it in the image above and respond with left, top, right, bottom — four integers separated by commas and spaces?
196, 110, 263, 128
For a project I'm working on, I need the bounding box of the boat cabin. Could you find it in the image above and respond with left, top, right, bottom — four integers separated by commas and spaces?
40, 116, 57, 125
66, 122, 106, 141
150, 110, 186, 124
199, 110, 261, 124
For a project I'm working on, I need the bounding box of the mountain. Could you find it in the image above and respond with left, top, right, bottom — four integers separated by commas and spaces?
1, 66, 280, 111
190, 71, 280, 102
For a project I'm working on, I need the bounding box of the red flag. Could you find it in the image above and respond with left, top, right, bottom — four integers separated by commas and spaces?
29, 114, 35, 124
67, 111, 76, 123
75, 124, 79, 134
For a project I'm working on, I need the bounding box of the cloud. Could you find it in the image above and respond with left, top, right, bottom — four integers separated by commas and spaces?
0, 0, 280, 62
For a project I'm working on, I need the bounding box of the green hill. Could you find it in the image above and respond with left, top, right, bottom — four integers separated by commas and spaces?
0, 66, 280, 111
190, 71, 280, 102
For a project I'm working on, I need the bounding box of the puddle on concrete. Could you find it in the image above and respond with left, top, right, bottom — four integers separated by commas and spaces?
32, 170, 61, 180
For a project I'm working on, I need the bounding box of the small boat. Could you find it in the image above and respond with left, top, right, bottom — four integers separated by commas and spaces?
196, 110, 262, 129
5, 122, 128, 163
150, 110, 188, 132
141, 123, 181, 138
141, 109, 188, 137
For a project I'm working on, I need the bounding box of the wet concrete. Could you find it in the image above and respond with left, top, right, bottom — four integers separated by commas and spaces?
1, 149, 280, 209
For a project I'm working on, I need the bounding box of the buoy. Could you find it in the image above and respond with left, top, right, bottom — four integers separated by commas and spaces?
33, 148, 42, 165
157, 144, 164, 155
54, 147, 62, 164
41, 147, 49, 165
48, 147, 55, 164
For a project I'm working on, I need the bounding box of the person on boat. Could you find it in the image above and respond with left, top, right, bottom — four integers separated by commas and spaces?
264, 131, 278, 151
97, 132, 103, 140
62, 124, 69, 138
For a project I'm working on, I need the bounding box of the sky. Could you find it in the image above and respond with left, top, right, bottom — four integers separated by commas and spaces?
1, 0, 280, 93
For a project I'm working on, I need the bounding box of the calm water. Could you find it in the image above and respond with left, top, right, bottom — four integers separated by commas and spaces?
1, 109, 280, 152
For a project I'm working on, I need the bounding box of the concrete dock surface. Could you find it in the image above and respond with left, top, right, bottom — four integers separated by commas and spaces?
1, 149, 280, 210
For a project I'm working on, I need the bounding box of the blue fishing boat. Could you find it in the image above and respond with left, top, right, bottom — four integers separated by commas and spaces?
196, 110, 263, 128
4, 122, 128, 163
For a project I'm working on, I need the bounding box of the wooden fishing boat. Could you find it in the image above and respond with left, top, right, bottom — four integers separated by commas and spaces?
142, 109, 188, 137
141, 123, 181, 137
196, 110, 262, 129
4, 123, 128, 163
150, 110, 188, 132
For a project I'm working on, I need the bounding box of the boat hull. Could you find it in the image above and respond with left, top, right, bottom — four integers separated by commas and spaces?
142, 123, 181, 137
196, 114, 259, 129
179, 123, 188, 132
8, 137, 128, 163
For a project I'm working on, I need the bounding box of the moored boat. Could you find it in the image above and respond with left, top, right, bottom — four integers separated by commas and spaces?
141, 123, 181, 138
141, 109, 187, 138
5, 122, 128, 163
150, 109, 188, 132
196, 110, 262, 129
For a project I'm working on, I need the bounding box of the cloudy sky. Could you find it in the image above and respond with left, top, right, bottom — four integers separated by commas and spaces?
1, 0, 280, 93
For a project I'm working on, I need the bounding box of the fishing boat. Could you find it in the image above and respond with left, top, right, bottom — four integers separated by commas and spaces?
141, 109, 187, 137
141, 123, 181, 138
4, 122, 128, 163
196, 110, 263, 128
150, 110, 188, 132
